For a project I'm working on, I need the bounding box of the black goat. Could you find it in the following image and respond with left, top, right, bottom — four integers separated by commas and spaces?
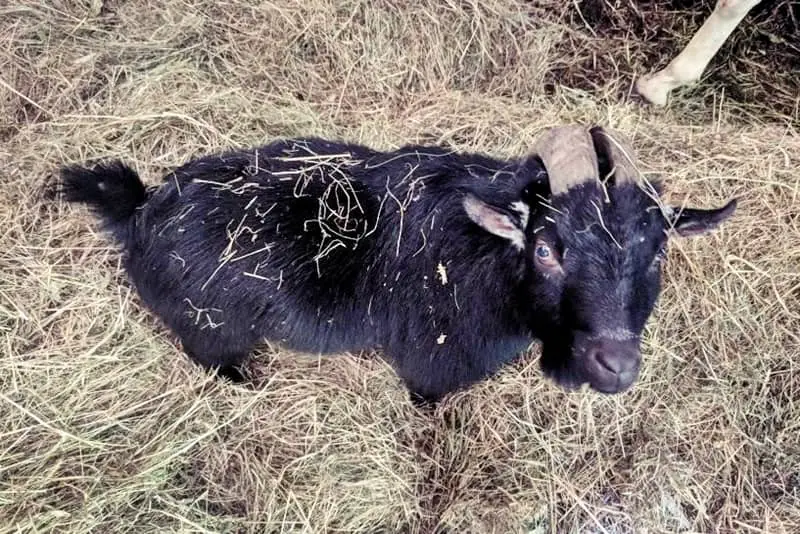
57, 126, 736, 402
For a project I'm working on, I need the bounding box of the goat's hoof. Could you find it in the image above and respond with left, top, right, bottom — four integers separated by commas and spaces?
634, 75, 670, 107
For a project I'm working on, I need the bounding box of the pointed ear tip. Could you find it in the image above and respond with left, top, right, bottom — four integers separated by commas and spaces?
720, 197, 739, 217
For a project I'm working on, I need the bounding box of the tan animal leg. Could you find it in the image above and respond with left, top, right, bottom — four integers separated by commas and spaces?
636, 0, 762, 106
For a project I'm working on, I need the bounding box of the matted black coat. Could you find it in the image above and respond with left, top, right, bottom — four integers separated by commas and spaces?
57, 126, 736, 402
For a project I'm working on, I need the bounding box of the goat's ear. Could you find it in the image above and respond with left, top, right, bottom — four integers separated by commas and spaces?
463, 194, 527, 250
669, 198, 737, 237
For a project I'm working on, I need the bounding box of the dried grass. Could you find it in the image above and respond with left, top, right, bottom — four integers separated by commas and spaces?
1, 1, 798, 532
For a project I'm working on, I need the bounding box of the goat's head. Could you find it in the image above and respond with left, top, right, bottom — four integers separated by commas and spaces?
464, 125, 737, 394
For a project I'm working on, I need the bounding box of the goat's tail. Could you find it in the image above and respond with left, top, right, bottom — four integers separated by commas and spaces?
57, 161, 147, 238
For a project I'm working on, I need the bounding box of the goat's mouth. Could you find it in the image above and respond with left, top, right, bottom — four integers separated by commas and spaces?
550, 367, 640, 394
587, 373, 639, 394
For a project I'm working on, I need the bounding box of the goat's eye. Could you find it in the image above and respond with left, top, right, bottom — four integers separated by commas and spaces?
535, 245, 550, 259
533, 239, 562, 273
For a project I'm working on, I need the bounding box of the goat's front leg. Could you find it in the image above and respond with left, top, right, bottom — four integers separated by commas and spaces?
636, 0, 762, 106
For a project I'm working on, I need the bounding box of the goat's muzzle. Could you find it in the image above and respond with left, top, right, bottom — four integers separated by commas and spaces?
574, 332, 642, 393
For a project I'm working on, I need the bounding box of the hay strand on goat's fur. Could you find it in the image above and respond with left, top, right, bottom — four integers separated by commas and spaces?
534, 125, 599, 194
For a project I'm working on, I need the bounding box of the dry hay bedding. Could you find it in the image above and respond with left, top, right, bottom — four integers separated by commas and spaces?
0, 1, 798, 533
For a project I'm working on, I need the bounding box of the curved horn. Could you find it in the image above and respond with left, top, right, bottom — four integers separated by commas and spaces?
593, 128, 641, 186
534, 125, 599, 195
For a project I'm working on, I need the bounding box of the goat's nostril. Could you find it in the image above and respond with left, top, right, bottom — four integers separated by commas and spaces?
594, 351, 620, 374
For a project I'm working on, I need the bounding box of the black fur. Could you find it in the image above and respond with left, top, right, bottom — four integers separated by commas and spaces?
59, 161, 147, 240
56, 134, 734, 401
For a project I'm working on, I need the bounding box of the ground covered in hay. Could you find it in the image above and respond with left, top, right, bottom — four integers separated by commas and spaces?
1, 1, 798, 532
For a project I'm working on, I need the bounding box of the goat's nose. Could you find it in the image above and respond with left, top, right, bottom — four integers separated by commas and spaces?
586, 338, 641, 393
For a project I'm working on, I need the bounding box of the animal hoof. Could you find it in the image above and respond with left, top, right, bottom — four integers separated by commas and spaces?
635, 75, 669, 107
